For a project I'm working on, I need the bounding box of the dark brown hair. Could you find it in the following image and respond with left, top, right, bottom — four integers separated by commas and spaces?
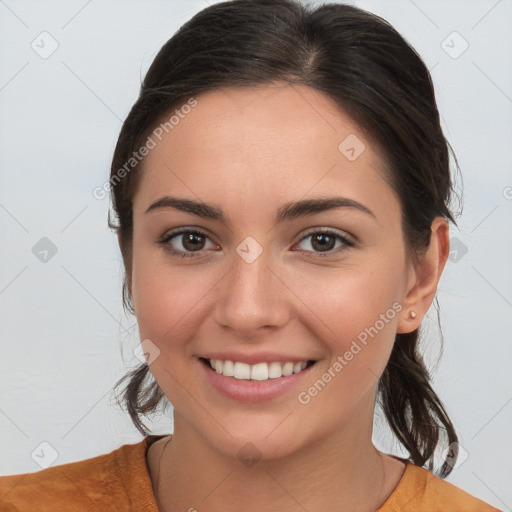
110, 0, 461, 478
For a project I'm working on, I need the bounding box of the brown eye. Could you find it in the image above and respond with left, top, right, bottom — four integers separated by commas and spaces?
181, 232, 206, 251
295, 229, 354, 257
157, 228, 218, 258
310, 233, 336, 252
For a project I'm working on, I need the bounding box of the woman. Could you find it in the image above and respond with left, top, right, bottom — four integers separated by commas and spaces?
0, 0, 501, 510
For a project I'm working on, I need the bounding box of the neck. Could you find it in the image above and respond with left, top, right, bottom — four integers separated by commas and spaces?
153, 405, 397, 512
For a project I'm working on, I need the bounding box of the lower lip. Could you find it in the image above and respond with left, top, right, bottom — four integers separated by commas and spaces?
199, 359, 316, 403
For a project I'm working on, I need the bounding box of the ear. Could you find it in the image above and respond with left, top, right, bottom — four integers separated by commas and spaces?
117, 231, 133, 302
397, 217, 450, 334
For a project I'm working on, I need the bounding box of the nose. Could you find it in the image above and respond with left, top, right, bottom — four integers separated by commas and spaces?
213, 249, 290, 340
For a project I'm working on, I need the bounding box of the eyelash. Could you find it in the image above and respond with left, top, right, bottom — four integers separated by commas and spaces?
156, 227, 355, 259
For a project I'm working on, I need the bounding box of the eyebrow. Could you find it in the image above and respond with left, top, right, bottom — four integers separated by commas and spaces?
144, 195, 375, 223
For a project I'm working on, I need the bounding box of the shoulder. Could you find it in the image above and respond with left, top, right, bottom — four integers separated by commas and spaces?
0, 436, 162, 512
379, 459, 501, 512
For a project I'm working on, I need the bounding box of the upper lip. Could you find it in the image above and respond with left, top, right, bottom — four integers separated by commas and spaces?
198, 351, 317, 365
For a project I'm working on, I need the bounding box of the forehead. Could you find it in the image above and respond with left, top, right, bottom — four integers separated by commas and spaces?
134, 83, 396, 220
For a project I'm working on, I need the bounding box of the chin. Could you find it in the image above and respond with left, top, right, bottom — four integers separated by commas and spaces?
184, 413, 305, 463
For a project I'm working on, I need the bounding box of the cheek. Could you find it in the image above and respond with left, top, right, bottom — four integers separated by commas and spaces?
130, 245, 209, 346
289, 261, 403, 384
292, 258, 403, 335
293, 273, 401, 429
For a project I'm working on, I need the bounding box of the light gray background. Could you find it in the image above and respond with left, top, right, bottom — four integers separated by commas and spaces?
0, 0, 511, 508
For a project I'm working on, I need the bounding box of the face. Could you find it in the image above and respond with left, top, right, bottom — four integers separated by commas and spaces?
129, 83, 416, 460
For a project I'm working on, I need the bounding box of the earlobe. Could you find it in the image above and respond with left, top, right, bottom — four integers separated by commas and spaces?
397, 217, 450, 334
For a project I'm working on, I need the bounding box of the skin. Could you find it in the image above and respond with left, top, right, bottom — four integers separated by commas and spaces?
124, 82, 450, 511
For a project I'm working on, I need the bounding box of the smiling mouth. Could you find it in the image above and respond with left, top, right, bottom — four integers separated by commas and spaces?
199, 357, 317, 381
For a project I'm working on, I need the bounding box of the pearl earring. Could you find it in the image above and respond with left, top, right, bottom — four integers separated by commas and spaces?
409, 310, 417, 319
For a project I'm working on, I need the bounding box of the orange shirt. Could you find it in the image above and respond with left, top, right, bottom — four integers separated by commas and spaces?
0, 435, 501, 511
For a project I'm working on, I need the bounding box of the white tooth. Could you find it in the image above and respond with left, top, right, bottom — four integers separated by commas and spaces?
251, 363, 269, 381
223, 360, 234, 377
233, 361, 251, 379
268, 362, 283, 379
210, 358, 308, 379
282, 362, 294, 376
